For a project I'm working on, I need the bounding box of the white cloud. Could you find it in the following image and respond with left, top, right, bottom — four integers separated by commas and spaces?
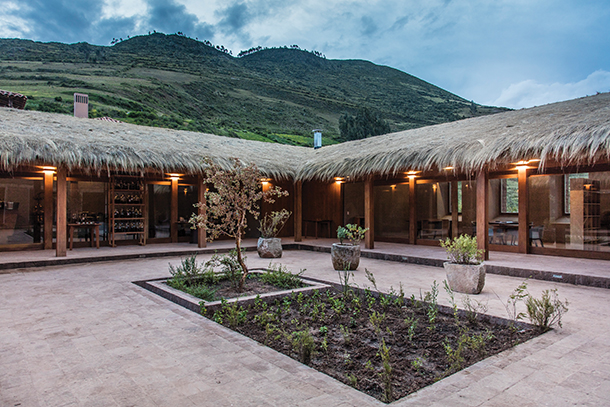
0, 2, 31, 38
492, 70, 610, 109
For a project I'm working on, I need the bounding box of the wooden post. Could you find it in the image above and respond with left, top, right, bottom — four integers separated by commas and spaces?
197, 177, 207, 248
409, 177, 417, 244
364, 177, 374, 249
170, 177, 178, 243
43, 170, 54, 249
451, 180, 459, 238
476, 170, 489, 260
56, 167, 67, 257
518, 167, 529, 254
294, 181, 302, 242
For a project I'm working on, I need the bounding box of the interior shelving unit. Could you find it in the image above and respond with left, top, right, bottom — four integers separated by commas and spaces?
109, 176, 147, 247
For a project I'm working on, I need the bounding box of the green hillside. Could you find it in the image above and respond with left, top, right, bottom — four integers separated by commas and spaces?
0, 33, 508, 146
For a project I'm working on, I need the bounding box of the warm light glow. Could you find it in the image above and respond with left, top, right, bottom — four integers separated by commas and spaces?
432, 183, 438, 192
167, 173, 182, 181
40, 165, 57, 175
443, 166, 454, 171
260, 178, 271, 185
390, 184, 396, 190
334, 177, 345, 184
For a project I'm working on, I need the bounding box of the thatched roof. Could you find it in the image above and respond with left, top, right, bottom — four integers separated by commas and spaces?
298, 92, 610, 180
1, 92, 609, 180
0, 108, 309, 179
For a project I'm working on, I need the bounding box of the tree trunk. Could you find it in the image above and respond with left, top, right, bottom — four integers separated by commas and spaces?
235, 217, 249, 291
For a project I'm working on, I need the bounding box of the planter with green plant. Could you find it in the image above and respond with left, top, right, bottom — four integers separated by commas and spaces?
331, 224, 369, 270
440, 235, 485, 294
257, 209, 292, 258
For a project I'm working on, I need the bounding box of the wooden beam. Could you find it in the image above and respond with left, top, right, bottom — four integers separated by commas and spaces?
364, 177, 374, 249
518, 167, 529, 254
409, 177, 417, 244
476, 170, 489, 260
451, 180, 459, 239
170, 177, 178, 243
43, 170, 54, 250
294, 181, 302, 242
197, 177, 207, 248
56, 167, 67, 257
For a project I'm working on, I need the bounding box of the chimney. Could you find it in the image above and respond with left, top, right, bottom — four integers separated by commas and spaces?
312, 129, 322, 149
74, 93, 89, 118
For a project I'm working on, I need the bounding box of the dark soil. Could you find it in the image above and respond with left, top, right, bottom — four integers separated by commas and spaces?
212, 275, 289, 299
207, 285, 540, 403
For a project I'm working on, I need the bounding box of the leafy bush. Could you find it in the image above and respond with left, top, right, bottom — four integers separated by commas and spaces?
168, 255, 204, 285
260, 263, 304, 289
440, 235, 483, 265
525, 288, 569, 332
336, 224, 369, 245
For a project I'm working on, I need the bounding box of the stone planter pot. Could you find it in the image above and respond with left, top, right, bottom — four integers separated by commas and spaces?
257, 237, 283, 258
444, 262, 486, 294
331, 243, 361, 270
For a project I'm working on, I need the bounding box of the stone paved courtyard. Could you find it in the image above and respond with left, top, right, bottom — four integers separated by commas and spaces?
2, 250, 610, 406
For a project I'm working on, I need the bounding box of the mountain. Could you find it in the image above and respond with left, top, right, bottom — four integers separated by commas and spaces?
0, 33, 508, 146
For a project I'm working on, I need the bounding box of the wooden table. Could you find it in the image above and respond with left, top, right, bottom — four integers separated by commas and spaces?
303, 219, 332, 239
68, 223, 100, 250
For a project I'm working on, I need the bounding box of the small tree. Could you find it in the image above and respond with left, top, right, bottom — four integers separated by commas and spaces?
190, 158, 287, 291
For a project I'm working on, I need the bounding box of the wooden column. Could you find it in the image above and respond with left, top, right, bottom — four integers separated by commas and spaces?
43, 170, 54, 250
409, 177, 417, 244
476, 170, 489, 260
518, 167, 529, 254
197, 177, 207, 248
364, 177, 374, 249
451, 180, 459, 239
56, 167, 67, 257
294, 181, 303, 242
170, 177, 178, 243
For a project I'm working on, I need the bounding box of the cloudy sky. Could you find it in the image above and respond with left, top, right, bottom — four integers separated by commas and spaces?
2, 0, 609, 109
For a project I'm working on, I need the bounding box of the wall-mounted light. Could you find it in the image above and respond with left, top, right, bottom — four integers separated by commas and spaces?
167, 173, 182, 181
443, 166, 454, 171
512, 158, 539, 171
334, 177, 345, 184
40, 166, 57, 175
260, 178, 271, 185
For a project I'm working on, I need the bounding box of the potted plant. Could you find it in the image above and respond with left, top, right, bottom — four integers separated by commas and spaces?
440, 235, 485, 294
257, 209, 292, 258
331, 224, 369, 270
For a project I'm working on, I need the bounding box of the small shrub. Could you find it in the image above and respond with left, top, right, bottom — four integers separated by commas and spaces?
377, 338, 393, 403
525, 289, 569, 332
168, 254, 203, 285
258, 209, 292, 238
440, 235, 483, 265
291, 328, 315, 364
462, 295, 489, 325
336, 224, 368, 245
260, 263, 304, 289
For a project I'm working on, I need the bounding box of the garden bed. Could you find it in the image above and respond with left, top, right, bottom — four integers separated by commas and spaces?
141, 275, 541, 403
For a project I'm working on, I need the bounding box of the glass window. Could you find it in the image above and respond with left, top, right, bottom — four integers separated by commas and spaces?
374, 183, 409, 241
68, 181, 107, 241
148, 184, 171, 239
417, 182, 451, 240
500, 178, 518, 213
564, 173, 589, 214
0, 178, 44, 245
529, 171, 610, 252
177, 185, 198, 238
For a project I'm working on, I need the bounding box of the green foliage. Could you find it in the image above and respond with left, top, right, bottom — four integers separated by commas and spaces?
291, 328, 315, 365
168, 255, 204, 285
424, 281, 439, 330
336, 224, 369, 245
1, 35, 505, 142
166, 278, 217, 302
525, 289, 569, 332
377, 338, 394, 403
440, 235, 484, 265
260, 263, 304, 290
203, 250, 244, 290
258, 209, 292, 238
214, 299, 247, 328
339, 107, 391, 141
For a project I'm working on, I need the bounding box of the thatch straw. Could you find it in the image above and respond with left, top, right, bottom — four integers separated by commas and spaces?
1, 92, 609, 180
298, 92, 610, 180
0, 108, 310, 179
